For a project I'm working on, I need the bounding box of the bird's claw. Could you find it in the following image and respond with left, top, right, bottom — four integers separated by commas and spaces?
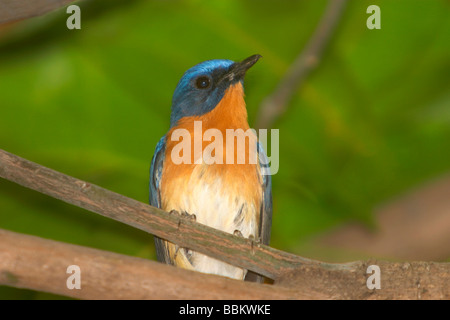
233, 231, 261, 243
174, 244, 180, 259
248, 234, 261, 244
181, 211, 196, 221
168, 210, 196, 221
233, 230, 244, 237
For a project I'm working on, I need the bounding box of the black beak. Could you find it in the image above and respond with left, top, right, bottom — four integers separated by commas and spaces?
232, 54, 262, 78
220, 54, 262, 84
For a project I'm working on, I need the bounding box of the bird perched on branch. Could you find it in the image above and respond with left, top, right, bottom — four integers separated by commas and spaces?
149, 55, 272, 281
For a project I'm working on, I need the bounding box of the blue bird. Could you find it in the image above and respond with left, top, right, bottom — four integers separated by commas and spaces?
149, 55, 272, 281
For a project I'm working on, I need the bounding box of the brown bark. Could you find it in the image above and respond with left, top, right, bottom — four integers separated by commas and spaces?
276, 260, 449, 300
0, 228, 310, 300
1, 228, 448, 300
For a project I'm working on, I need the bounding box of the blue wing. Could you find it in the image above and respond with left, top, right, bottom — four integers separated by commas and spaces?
149, 136, 165, 208
149, 136, 171, 264
258, 141, 272, 246
245, 142, 272, 283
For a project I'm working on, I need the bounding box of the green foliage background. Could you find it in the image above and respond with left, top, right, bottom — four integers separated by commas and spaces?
0, 0, 449, 299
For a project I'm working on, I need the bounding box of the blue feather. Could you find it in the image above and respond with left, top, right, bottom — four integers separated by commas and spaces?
149, 136, 166, 208
149, 136, 171, 263
257, 142, 272, 245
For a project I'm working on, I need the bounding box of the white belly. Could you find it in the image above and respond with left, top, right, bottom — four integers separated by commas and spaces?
164, 166, 259, 280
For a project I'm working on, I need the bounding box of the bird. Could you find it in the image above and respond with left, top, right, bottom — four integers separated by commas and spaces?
149, 54, 272, 281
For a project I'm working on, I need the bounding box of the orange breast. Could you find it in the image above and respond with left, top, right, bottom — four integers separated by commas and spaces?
160, 82, 262, 221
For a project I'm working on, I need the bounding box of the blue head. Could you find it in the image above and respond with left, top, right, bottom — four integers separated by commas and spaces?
170, 55, 261, 127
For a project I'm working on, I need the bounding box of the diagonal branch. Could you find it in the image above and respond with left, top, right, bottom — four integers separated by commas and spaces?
254, 0, 348, 130
0, 148, 320, 280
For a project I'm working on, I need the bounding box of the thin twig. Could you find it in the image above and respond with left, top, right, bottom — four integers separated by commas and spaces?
254, 0, 348, 130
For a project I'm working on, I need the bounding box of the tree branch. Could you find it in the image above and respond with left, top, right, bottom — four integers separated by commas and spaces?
0, 148, 449, 299
254, 0, 348, 130
0, 148, 319, 280
275, 260, 449, 300
0, 0, 77, 24
1, 228, 449, 300
0, 228, 312, 299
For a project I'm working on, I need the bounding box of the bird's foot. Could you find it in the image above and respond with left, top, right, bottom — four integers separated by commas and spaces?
248, 234, 261, 244
233, 230, 244, 237
168, 210, 196, 221
174, 244, 180, 259
181, 211, 196, 221
233, 231, 261, 243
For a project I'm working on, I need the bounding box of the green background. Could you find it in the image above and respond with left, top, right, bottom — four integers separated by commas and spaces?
0, 0, 449, 299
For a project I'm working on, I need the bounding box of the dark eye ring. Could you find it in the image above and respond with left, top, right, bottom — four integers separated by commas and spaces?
195, 76, 211, 89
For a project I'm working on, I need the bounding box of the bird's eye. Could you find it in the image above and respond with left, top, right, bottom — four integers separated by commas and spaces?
195, 76, 211, 89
